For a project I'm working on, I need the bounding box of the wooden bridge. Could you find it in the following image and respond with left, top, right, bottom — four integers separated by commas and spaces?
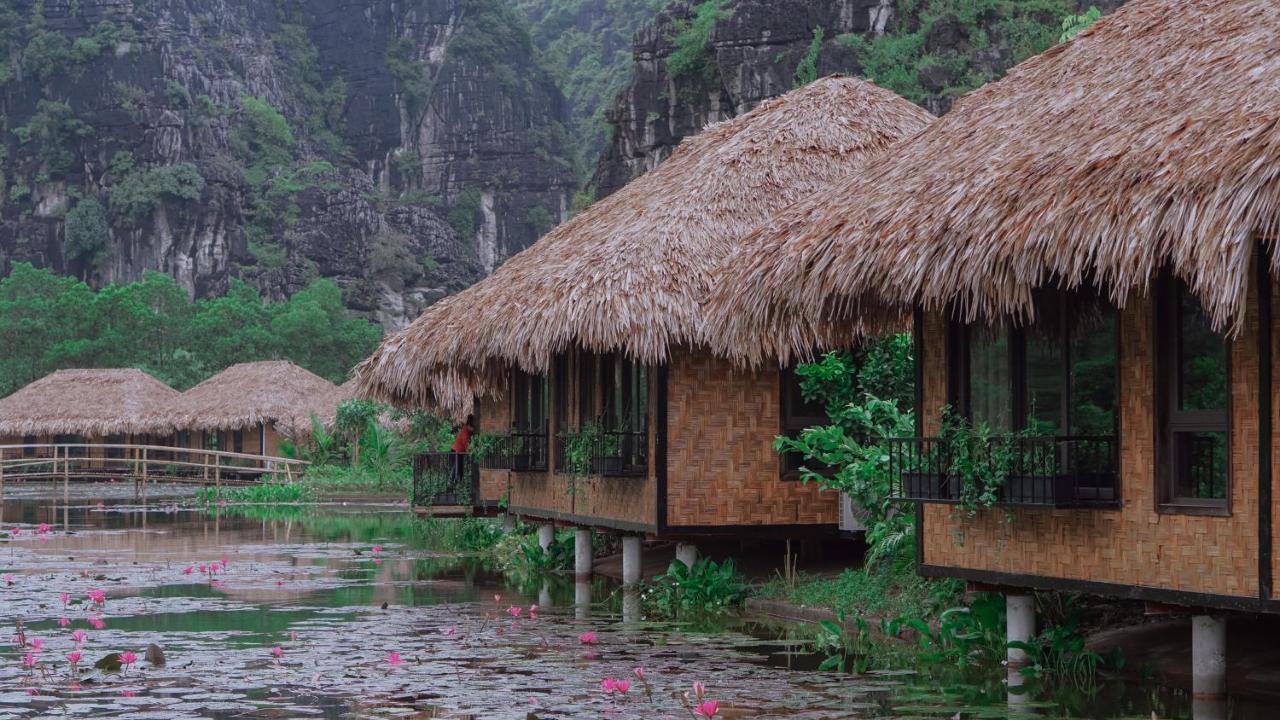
0, 443, 309, 500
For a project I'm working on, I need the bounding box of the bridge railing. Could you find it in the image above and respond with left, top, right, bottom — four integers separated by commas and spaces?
0, 443, 309, 490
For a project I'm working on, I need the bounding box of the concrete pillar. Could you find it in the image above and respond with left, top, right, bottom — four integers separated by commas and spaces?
1006, 666, 1029, 712
537, 523, 554, 551
502, 513, 515, 533
675, 542, 698, 569
574, 580, 591, 620
1005, 594, 1036, 666
537, 582, 552, 609
622, 587, 640, 624
574, 528, 593, 578
1192, 698, 1228, 720
1192, 615, 1227, 698
622, 536, 643, 586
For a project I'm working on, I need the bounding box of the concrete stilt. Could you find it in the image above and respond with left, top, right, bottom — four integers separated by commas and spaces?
574, 528, 593, 578
1192, 698, 1228, 720
622, 536, 643, 586
537, 523, 554, 551
502, 513, 515, 533
1005, 594, 1036, 666
675, 542, 698, 569
1192, 615, 1227, 698
1006, 666, 1029, 712
537, 582, 552, 609
622, 587, 640, 624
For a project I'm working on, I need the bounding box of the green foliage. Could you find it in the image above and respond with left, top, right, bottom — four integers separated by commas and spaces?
197, 482, 313, 504
793, 26, 824, 88
233, 95, 295, 185
448, 186, 484, 240
110, 163, 205, 225
526, 206, 555, 236
837, 0, 1074, 104
384, 38, 432, 113
886, 591, 1008, 667
63, 197, 110, 271
642, 558, 747, 619
447, 0, 534, 65
1059, 5, 1101, 42
13, 100, 92, 176
334, 398, 381, 447
665, 0, 729, 81
758, 561, 963, 620
488, 525, 575, 581
0, 263, 380, 396
1010, 595, 1104, 684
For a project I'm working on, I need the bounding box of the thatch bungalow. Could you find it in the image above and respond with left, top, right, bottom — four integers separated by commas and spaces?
354, 76, 933, 573
0, 368, 178, 464
168, 360, 345, 458
705, 0, 1279, 695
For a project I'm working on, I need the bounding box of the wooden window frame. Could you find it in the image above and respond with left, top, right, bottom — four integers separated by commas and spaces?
1154, 276, 1232, 515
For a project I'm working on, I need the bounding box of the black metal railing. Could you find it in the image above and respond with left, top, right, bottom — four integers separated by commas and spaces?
478, 430, 550, 472
888, 435, 1119, 507
412, 452, 479, 508
554, 428, 648, 477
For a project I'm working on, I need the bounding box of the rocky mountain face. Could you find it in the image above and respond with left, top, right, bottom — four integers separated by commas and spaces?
592, 0, 1125, 197
0, 0, 577, 328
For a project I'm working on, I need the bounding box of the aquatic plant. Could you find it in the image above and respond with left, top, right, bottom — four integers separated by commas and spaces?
386, 651, 403, 666
87, 589, 106, 605
578, 631, 598, 645
641, 558, 747, 620
58, 592, 69, 606
66, 650, 80, 672
271, 646, 283, 661
694, 700, 720, 718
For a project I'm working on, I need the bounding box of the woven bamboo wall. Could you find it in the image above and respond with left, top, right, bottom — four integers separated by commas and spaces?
476, 391, 510, 506
568, 368, 658, 529
665, 349, 839, 528
921, 290, 1260, 599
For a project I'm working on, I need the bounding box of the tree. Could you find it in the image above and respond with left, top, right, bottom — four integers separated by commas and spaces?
63, 197, 110, 276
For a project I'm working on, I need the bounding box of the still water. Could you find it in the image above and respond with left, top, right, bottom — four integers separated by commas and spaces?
0, 482, 1269, 718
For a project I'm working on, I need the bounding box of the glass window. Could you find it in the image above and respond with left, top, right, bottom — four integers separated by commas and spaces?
780, 365, 833, 480
1159, 279, 1229, 507
968, 325, 1012, 431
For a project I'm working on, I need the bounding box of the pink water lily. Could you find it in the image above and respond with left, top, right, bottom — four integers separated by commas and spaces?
88, 618, 105, 630
10, 528, 20, 537
614, 679, 631, 694
271, 646, 283, 659
219, 556, 228, 569
633, 667, 646, 681
601, 678, 618, 693
36, 524, 49, 535
386, 651, 403, 666
2, 574, 13, 585
694, 700, 720, 718
67, 651, 80, 667
59, 592, 70, 606
21, 653, 35, 669
444, 627, 456, 637
87, 589, 106, 605
372, 558, 382, 565
72, 630, 87, 644
692, 681, 706, 699
57, 617, 70, 628
528, 604, 538, 619
181, 566, 194, 575
507, 606, 521, 618
29, 638, 43, 652
578, 631, 598, 645
372, 545, 383, 554
119, 650, 136, 668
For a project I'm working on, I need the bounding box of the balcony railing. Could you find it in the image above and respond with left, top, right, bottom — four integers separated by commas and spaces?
554, 428, 648, 478
412, 452, 479, 508
478, 430, 550, 472
887, 435, 1119, 508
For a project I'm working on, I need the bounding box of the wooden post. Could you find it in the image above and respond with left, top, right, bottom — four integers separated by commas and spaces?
141, 448, 149, 506
202, 450, 210, 503
62, 445, 69, 506
214, 454, 221, 500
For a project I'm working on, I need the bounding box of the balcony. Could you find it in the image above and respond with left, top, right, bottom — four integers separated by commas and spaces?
412, 452, 479, 509
555, 428, 648, 478
887, 435, 1119, 508
479, 430, 549, 472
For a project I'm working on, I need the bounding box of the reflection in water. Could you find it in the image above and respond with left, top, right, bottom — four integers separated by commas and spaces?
0, 483, 1273, 719
574, 579, 591, 620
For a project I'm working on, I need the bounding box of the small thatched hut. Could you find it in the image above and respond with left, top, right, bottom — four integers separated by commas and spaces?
707, 0, 1280, 638
0, 368, 178, 460
354, 76, 933, 541
168, 360, 345, 456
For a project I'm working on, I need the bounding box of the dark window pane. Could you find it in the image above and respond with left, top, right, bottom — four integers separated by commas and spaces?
1026, 294, 1064, 434
1070, 303, 1118, 436
1177, 289, 1228, 411
968, 325, 1011, 430
1174, 431, 1228, 500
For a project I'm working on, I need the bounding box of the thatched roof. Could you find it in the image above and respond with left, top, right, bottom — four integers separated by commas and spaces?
705, 0, 1280, 365
168, 361, 345, 437
0, 369, 178, 438
354, 76, 934, 414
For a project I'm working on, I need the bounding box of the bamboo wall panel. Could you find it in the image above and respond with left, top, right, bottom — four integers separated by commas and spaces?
922, 291, 1260, 599
477, 392, 509, 505
665, 349, 838, 527
1272, 276, 1280, 600
571, 373, 659, 529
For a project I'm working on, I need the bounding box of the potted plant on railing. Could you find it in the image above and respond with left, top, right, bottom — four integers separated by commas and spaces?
590, 423, 626, 476
556, 423, 602, 496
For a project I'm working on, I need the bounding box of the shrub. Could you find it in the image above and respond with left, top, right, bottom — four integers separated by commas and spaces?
110, 163, 205, 225
665, 0, 728, 81
642, 558, 747, 619
63, 197, 110, 270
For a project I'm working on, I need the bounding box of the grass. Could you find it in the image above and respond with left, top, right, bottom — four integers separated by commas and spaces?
755, 560, 963, 621
196, 482, 313, 504
298, 464, 410, 495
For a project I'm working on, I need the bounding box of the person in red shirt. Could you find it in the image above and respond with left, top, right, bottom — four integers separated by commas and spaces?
450, 416, 474, 454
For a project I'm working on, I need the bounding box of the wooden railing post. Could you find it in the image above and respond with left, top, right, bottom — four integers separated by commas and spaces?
214, 454, 221, 501
141, 447, 149, 506
62, 445, 69, 505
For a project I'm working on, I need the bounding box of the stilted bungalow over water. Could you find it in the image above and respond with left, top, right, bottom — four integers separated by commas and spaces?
167, 360, 345, 459
353, 76, 933, 564
705, 0, 1280, 695
0, 368, 177, 464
